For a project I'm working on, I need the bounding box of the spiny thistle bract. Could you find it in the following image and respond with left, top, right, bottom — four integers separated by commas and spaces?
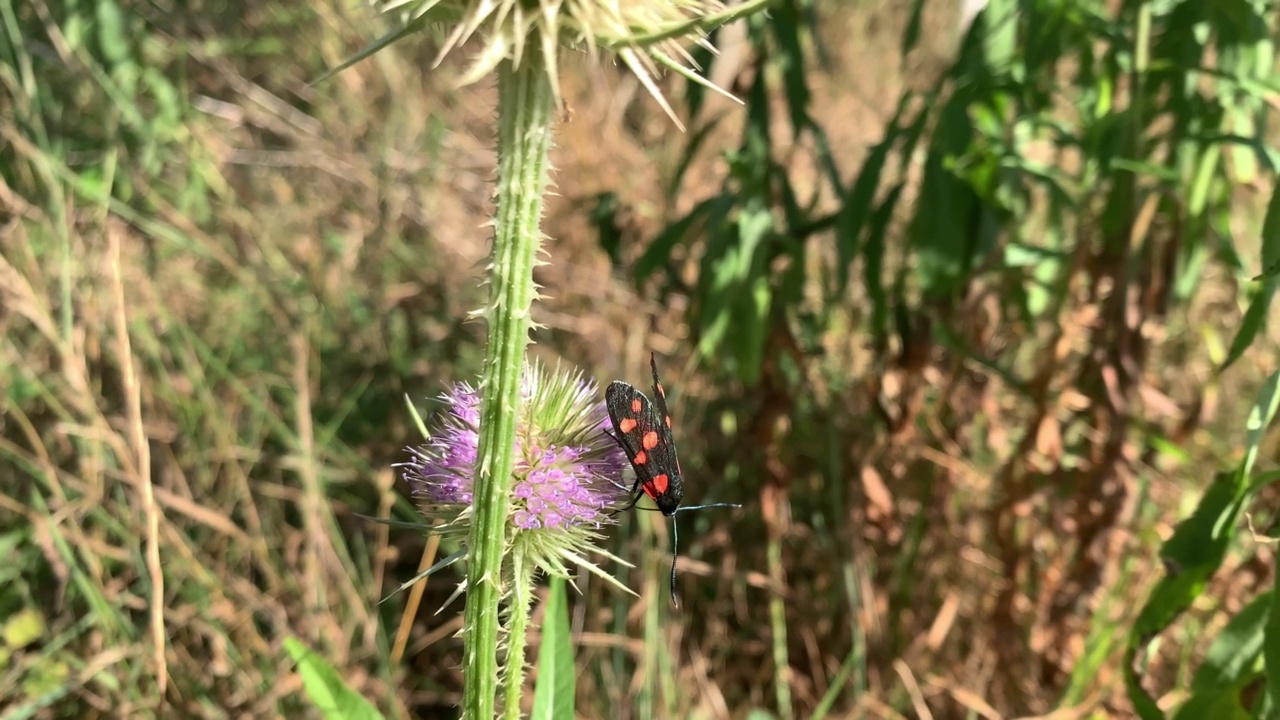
400, 361, 637, 598
377, 0, 757, 129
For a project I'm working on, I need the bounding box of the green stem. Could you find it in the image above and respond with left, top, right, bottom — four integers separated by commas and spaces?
768, 531, 791, 718
501, 546, 535, 720
462, 46, 555, 720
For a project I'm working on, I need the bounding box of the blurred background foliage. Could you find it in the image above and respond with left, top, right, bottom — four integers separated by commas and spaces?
3, 0, 1280, 718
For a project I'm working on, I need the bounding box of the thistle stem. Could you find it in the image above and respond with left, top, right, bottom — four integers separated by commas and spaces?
462, 45, 555, 720
501, 546, 536, 720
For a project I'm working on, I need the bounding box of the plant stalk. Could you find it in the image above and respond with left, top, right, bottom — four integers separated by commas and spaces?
461, 45, 555, 720
501, 546, 536, 720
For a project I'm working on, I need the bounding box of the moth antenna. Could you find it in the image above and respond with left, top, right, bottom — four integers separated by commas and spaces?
670, 514, 681, 610
676, 502, 743, 513
667, 502, 741, 608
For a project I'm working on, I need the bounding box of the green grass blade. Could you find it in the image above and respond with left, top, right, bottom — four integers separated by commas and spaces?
531, 577, 575, 720
284, 637, 386, 720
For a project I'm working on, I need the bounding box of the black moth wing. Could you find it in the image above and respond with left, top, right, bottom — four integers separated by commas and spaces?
649, 353, 672, 426
646, 353, 683, 484
605, 378, 683, 514
605, 381, 655, 468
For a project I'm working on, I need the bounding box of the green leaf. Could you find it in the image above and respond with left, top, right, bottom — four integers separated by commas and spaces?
768, 2, 810, 140
735, 202, 773, 279
699, 201, 773, 380
834, 127, 894, 298
636, 196, 732, 283
907, 97, 980, 299
284, 637, 386, 720
1173, 688, 1253, 720
1258, 183, 1280, 280
1158, 472, 1246, 599
980, 0, 1019, 73
865, 184, 903, 345
531, 578, 575, 720
737, 274, 771, 384
1243, 416, 1280, 716
809, 645, 862, 719
95, 0, 130, 65
696, 225, 738, 354
669, 119, 723, 202
1187, 591, 1269, 694
1243, 371, 1280, 478
1127, 372, 1280, 718
1126, 471, 1243, 720
1221, 279, 1276, 373
1267, 572, 1280, 715
900, 0, 926, 61
591, 192, 626, 266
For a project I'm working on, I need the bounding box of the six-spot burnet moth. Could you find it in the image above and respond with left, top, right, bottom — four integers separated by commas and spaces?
605, 352, 741, 608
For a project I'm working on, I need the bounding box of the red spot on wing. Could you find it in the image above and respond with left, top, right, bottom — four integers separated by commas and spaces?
656, 382, 666, 398
647, 474, 670, 496
618, 417, 637, 433
630, 398, 643, 413
642, 431, 659, 450
665, 415, 671, 428
633, 450, 647, 465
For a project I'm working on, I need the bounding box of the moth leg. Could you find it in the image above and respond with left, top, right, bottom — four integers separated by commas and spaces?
608, 485, 647, 516
601, 428, 643, 493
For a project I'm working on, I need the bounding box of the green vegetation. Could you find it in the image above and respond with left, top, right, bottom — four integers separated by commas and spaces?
3, 0, 1280, 718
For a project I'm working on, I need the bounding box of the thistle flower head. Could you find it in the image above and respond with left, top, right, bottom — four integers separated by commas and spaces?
381, 0, 755, 130
400, 361, 635, 592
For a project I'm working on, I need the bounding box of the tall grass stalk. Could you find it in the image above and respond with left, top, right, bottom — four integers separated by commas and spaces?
768, 529, 791, 718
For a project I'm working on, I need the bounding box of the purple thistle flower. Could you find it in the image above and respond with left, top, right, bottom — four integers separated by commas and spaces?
401, 364, 632, 533
394, 360, 641, 690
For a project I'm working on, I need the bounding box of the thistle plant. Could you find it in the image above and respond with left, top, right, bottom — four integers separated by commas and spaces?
401, 363, 634, 717
343, 0, 773, 716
